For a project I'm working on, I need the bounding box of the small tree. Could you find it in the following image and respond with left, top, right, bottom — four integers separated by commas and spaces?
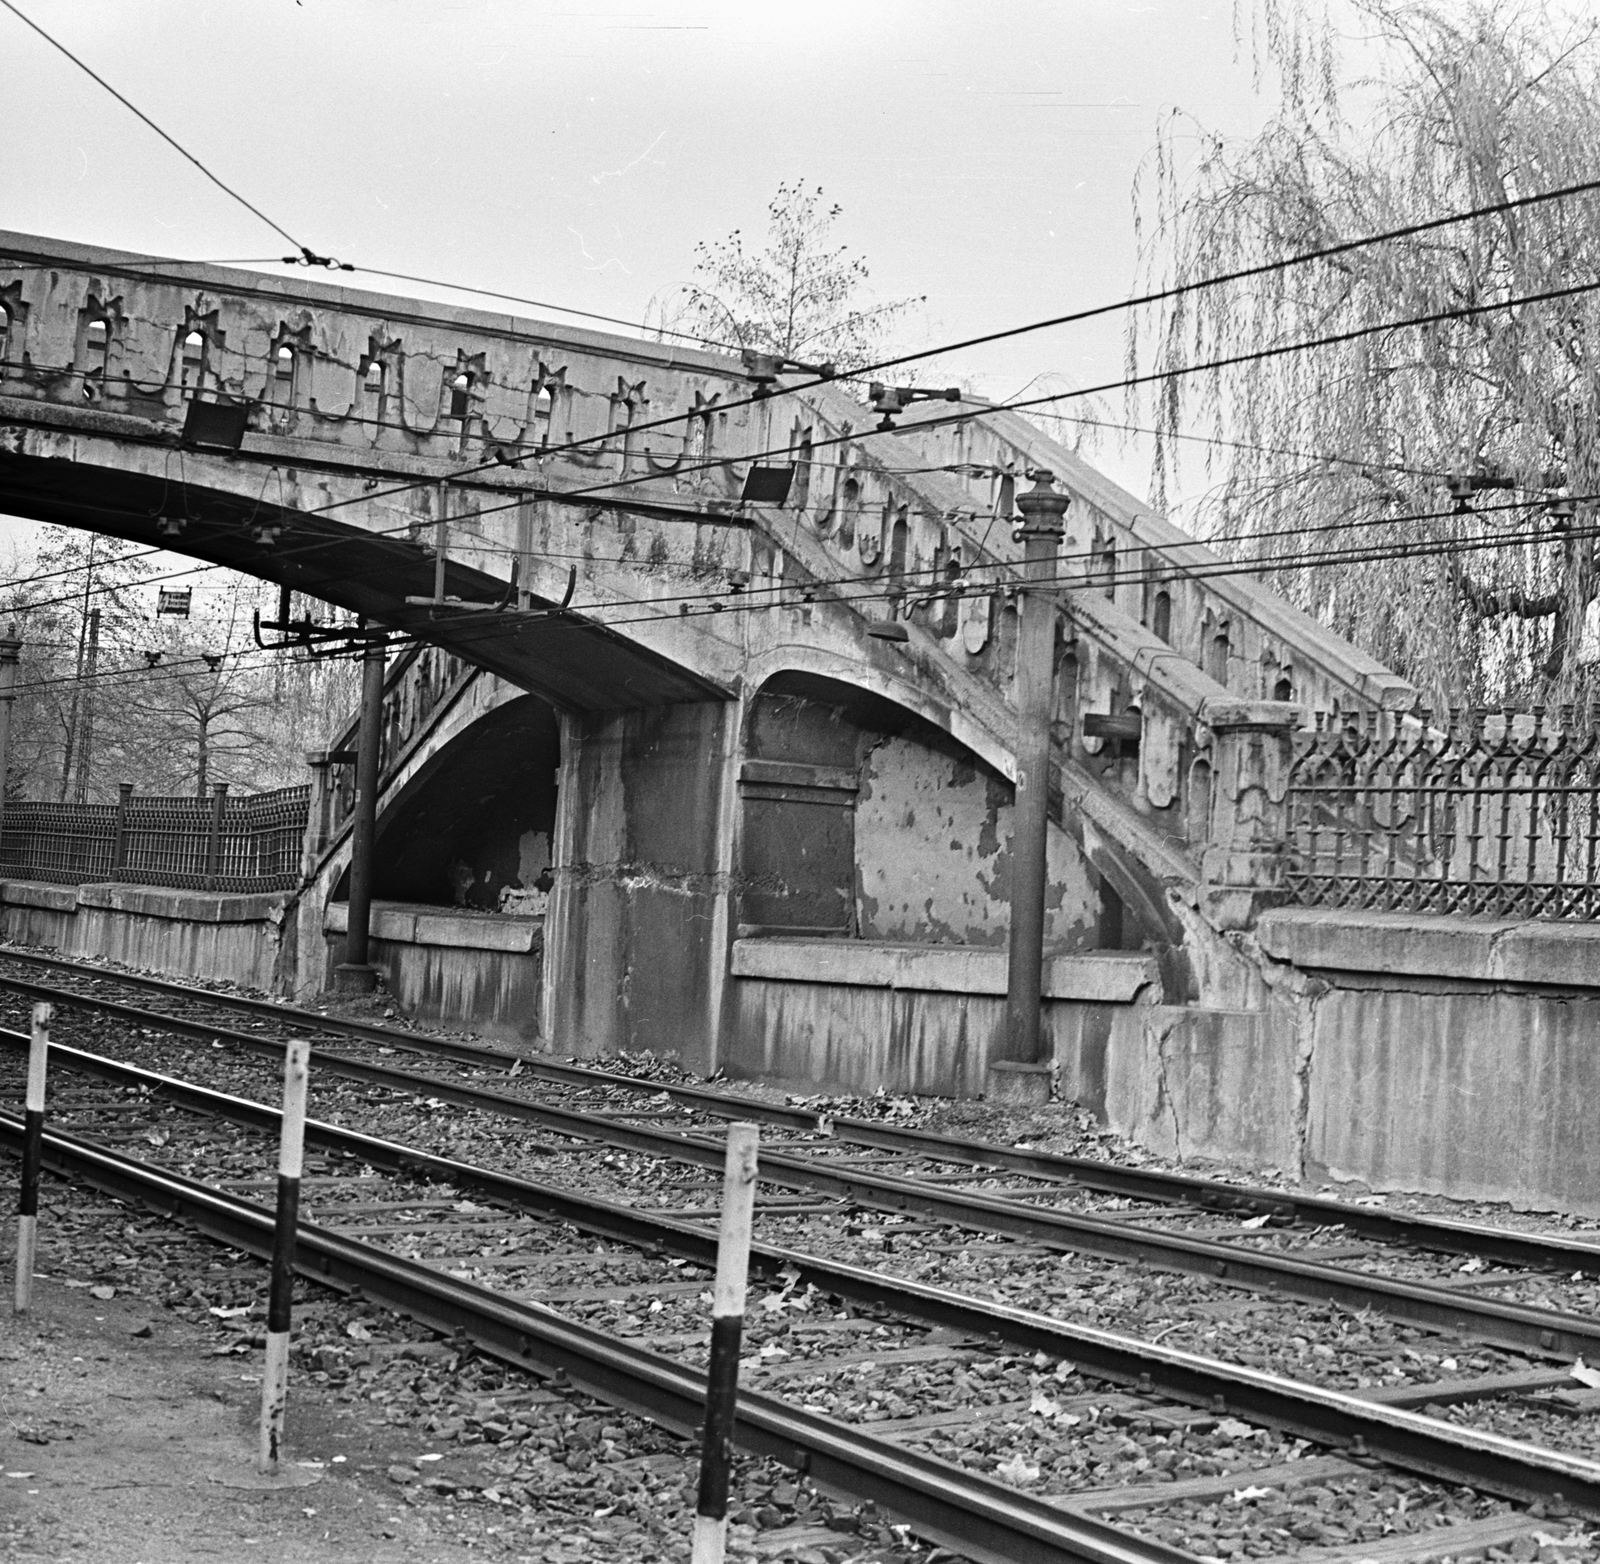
659, 181, 922, 371
123, 585, 285, 797
1130, 1, 1600, 710
0, 526, 155, 800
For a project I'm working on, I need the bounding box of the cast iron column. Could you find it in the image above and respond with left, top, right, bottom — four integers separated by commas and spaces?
337, 629, 385, 995
1003, 471, 1069, 1068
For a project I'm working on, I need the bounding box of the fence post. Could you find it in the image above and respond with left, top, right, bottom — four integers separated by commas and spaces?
111, 782, 133, 878
204, 783, 228, 888
1198, 698, 1302, 930
14, 1002, 50, 1315
691, 1122, 759, 1564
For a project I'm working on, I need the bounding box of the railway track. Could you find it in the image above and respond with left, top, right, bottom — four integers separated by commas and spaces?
4, 948, 1600, 1557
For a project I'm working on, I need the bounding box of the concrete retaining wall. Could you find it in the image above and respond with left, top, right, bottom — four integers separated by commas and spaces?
727, 938, 1159, 1098
323, 900, 542, 1043
0, 878, 293, 992
1255, 908, 1600, 1217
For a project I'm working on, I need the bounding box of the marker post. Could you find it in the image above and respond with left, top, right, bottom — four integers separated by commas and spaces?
259, 1039, 310, 1474
691, 1122, 760, 1564
13, 1002, 50, 1315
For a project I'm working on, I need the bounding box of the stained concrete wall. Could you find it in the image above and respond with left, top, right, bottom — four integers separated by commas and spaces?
727, 938, 1157, 1098
545, 702, 732, 1071
1254, 908, 1600, 1216
323, 901, 541, 1043
0, 879, 293, 993
1057, 1001, 1301, 1174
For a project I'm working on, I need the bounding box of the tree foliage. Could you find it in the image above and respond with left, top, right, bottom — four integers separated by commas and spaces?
1131, 0, 1600, 711
0, 527, 359, 803
662, 181, 922, 371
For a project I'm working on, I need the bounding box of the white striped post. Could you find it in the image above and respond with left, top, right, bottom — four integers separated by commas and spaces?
13, 1002, 50, 1315
259, 1039, 310, 1474
691, 1121, 759, 1564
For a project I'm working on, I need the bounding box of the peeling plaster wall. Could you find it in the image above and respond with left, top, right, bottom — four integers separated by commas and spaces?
854, 732, 1099, 949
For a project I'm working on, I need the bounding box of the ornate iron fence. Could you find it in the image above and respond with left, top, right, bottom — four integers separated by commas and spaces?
0, 782, 310, 893
1285, 707, 1600, 919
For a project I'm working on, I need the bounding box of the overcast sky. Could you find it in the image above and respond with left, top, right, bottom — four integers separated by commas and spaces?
2, 0, 1314, 522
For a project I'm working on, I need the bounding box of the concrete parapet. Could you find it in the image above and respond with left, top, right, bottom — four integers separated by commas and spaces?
1258, 906, 1600, 990
729, 938, 1158, 1002
323, 900, 540, 954
74, 882, 291, 924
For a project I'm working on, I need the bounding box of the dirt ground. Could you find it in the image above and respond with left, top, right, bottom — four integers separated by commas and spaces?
0, 1181, 912, 1564
1, 1273, 484, 1563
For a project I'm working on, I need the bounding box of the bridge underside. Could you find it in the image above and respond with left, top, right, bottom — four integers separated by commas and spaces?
0, 434, 725, 711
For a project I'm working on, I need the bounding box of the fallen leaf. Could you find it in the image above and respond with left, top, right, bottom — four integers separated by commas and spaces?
994, 1453, 1041, 1485
1029, 1389, 1060, 1417
144, 1127, 170, 1147
1230, 1484, 1274, 1502
1215, 1418, 1257, 1439
1457, 1256, 1485, 1274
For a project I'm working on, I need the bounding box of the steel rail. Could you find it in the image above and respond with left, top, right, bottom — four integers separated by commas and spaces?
2, 1002, 1595, 1363
1, 948, 1596, 1278
0, 1109, 1202, 1564
9, 1034, 1600, 1515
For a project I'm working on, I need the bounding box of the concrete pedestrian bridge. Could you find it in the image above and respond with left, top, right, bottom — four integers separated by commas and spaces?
5, 230, 1599, 1217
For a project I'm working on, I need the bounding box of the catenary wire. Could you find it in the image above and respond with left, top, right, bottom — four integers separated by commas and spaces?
0, 1, 311, 259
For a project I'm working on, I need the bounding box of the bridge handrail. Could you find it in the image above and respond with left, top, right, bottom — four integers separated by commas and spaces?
1285, 704, 1600, 920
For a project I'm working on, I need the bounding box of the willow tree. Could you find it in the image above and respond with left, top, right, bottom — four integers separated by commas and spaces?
1130, 1, 1600, 711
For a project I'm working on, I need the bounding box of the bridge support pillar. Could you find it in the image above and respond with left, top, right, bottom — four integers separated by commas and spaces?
336, 633, 386, 996
996, 472, 1068, 1095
